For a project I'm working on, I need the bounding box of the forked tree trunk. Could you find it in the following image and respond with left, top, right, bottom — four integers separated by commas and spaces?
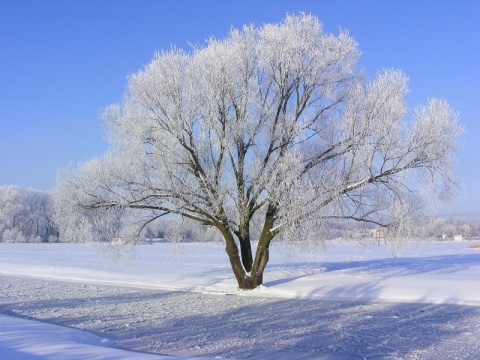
226, 251, 269, 289
233, 240, 271, 289
221, 206, 276, 290
223, 231, 266, 290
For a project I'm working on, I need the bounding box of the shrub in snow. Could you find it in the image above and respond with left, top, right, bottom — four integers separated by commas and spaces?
3, 228, 26, 243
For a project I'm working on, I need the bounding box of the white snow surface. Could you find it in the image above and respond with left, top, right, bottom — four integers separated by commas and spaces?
1, 240, 479, 305
1, 240, 479, 359
0, 314, 187, 360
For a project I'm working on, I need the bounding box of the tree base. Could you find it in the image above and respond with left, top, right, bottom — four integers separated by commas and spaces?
237, 274, 263, 290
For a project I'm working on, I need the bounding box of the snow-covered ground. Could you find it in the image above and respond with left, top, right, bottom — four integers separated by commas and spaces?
1, 240, 479, 359
0, 313, 193, 360
1, 240, 479, 304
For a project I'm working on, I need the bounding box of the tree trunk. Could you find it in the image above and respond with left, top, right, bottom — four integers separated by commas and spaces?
238, 234, 253, 272
220, 225, 271, 290
236, 270, 264, 289
247, 204, 276, 288
221, 226, 248, 287
221, 205, 277, 290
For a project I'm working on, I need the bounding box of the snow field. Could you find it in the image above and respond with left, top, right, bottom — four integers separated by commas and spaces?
0, 313, 179, 360
2, 276, 480, 359
0, 240, 479, 359
0, 240, 479, 305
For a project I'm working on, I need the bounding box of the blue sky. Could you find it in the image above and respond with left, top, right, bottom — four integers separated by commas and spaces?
1, 0, 479, 218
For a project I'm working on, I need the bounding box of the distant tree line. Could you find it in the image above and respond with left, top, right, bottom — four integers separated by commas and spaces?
424, 217, 480, 238
0, 185, 478, 244
0, 185, 58, 243
329, 216, 480, 240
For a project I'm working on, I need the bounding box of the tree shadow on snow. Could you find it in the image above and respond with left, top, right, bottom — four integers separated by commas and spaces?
2, 278, 480, 359
178, 253, 480, 290
112, 294, 480, 359
263, 253, 480, 287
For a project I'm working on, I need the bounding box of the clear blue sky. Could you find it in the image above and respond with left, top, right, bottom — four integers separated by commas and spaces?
1, 0, 479, 218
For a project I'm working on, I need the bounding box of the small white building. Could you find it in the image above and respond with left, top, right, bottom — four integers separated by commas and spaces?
453, 235, 463, 242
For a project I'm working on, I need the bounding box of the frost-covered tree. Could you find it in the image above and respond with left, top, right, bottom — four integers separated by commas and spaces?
0, 185, 58, 243
425, 217, 480, 238
54, 14, 462, 289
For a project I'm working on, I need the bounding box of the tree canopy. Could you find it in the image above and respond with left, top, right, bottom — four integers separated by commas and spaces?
54, 14, 462, 289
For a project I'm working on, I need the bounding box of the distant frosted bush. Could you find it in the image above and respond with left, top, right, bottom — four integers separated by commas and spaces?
3, 228, 26, 243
